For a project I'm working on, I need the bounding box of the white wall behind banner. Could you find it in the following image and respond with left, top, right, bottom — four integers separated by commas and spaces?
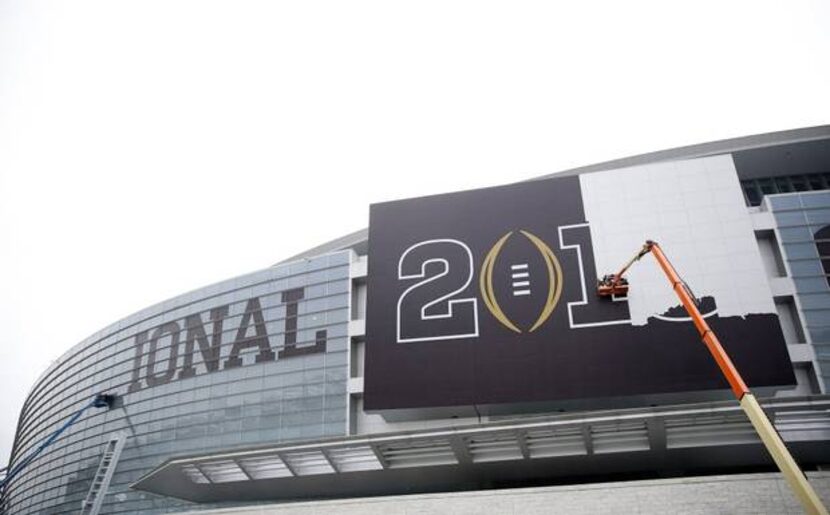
580, 155, 776, 326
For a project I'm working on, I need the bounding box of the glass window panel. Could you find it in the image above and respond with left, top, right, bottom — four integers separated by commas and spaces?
802, 192, 830, 208
773, 211, 807, 227
742, 182, 761, 206
791, 175, 808, 192
806, 209, 830, 226
779, 227, 813, 242
809, 175, 827, 190
769, 194, 803, 210
789, 260, 825, 277
758, 178, 776, 195
799, 294, 830, 310
775, 177, 793, 193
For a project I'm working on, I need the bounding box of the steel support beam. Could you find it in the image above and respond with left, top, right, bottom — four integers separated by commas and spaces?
320, 449, 340, 473
368, 442, 388, 469
276, 453, 298, 477
449, 435, 472, 465
646, 419, 667, 453
581, 425, 594, 455
517, 431, 531, 460
234, 460, 252, 480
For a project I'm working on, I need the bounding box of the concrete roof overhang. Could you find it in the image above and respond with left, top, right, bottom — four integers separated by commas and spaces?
131, 395, 830, 503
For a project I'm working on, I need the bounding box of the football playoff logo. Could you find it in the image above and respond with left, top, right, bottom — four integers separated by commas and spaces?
479, 230, 563, 333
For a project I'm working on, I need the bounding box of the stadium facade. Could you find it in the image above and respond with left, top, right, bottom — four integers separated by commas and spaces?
3, 126, 830, 514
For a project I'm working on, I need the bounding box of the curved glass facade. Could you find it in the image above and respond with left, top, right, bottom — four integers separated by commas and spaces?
3, 251, 352, 514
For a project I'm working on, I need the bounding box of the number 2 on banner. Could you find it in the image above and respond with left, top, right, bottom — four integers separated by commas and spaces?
396, 239, 479, 343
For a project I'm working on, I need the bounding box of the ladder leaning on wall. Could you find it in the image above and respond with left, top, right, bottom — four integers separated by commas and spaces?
80, 433, 127, 515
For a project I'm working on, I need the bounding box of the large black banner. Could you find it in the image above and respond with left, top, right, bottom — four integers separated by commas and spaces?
364, 174, 794, 411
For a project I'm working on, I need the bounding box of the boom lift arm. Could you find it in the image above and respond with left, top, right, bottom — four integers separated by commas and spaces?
0, 393, 116, 492
598, 240, 827, 515
596, 243, 652, 297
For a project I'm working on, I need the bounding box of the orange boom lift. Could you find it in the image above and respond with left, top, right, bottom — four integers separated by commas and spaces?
598, 240, 828, 515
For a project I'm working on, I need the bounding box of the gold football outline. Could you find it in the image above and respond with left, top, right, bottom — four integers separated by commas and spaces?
479, 230, 563, 333
479, 232, 521, 333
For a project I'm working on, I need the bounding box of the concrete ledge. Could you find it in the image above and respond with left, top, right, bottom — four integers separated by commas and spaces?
185, 471, 830, 515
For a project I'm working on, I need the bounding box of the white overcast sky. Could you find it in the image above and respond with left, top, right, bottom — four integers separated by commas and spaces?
1, 0, 828, 465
